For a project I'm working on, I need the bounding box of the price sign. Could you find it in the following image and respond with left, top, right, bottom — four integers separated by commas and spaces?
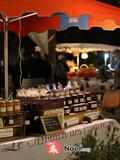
40, 114, 63, 135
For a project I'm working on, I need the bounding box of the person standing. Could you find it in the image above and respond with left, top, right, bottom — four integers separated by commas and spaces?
54, 54, 70, 87
113, 49, 120, 89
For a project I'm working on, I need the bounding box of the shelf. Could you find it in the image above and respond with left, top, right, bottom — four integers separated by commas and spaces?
64, 107, 100, 120
0, 125, 24, 129
0, 111, 25, 140
0, 136, 26, 143
0, 112, 24, 117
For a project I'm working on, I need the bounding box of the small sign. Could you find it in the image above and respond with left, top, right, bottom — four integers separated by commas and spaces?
40, 114, 63, 135
69, 17, 79, 23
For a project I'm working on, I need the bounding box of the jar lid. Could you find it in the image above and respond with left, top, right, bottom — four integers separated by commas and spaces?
78, 103, 86, 106
0, 100, 6, 103
64, 106, 70, 109
72, 94, 77, 96
13, 99, 20, 102
85, 92, 90, 95
79, 93, 84, 96
72, 104, 79, 107
65, 95, 71, 98
90, 101, 97, 103
6, 100, 13, 105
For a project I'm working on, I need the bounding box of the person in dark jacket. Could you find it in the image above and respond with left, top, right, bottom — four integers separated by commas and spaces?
113, 49, 120, 89
54, 54, 70, 87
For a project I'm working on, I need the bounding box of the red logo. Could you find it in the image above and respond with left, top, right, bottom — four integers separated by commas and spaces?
45, 141, 61, 157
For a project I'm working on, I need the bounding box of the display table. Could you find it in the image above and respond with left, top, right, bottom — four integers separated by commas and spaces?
0, 119, 120, 160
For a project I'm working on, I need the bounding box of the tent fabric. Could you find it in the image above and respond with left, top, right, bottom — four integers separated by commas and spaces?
56, 43, 120, 53
0, 0, 120, 23
0, 0, 120, 35
88, 16, 120, 30
58, 13, 120, 31
0, 0, 120, 22
59, 14, 88, 30
0, 15, 60, 36
0, 13, 120, 36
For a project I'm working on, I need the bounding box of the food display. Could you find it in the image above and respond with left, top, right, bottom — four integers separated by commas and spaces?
16, 81, 103, 132
88, 101, 98, 109
0, 99, 22, 114
0, 79, 104, 140
0, 99, 24, 139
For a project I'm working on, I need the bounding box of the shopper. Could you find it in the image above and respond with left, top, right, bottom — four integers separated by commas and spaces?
54, 54, 70, 87
113, 49, 120, 89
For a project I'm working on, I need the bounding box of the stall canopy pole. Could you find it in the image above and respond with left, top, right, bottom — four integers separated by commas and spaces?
4, 17, 8, 99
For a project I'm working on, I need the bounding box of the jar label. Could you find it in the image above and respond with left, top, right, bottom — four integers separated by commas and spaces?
68, 100, 72, 105
74, 107, 78, 112
93, 104, 97, 108
0, 107, 6, 113
14, 105, 21, 111
83, 106, 87, 110
9, 119, 14, 125
25, 120, 30, 125
80, 98, 85, 102
66, 110, 70, 114
79, 107, 83, 111
7, 106, 13, 112
91, 104, 96, 108
87, 97, 91, 101
74, 99, 78, 103
97, 95, 101, 101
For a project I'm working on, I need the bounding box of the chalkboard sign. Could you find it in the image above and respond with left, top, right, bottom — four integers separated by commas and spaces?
40, 114, 63, 135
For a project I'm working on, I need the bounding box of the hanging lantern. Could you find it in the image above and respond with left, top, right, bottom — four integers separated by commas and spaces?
81, 52, 88, 59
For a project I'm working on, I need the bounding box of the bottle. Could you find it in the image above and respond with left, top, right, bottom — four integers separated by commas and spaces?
6, 101, 14, 114
33, 115, 41, 134
31, 107, 41, 134
8, 116, 14, 126
0, 100, 6, 115
13, 99, 21, 112
25, 110, 31, 136
8, 92, 13, 101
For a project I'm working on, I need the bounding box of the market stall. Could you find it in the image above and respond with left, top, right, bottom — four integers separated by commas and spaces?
0, 0, 120, 99
0, 1, 120, 157
55, 43, 119, 91
0, 81, 103, 139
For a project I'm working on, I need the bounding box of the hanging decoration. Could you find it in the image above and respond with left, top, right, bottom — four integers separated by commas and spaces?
81, 52, 88, 59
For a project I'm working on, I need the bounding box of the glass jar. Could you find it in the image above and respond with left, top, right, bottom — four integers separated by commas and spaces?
0, 100, 6, 115
6, 101, 14, 114
78, 103, 87, 112
25, 110, 31, 136
8, 116, 14, 126
13, 99, 21, 112
72, 104, 79, 113
88, 101, 97, 109
85, 92, 92, 102
65, 96, 72, 106
78, 93, 85, 103
72, 94, 79, 104
64, 106, 71, 115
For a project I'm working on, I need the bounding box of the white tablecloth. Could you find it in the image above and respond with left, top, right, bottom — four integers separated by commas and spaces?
0, 119, 120, 160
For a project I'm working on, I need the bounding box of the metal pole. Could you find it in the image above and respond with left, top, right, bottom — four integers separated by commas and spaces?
4, 17, 8, 99
77, 54, 79, 69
